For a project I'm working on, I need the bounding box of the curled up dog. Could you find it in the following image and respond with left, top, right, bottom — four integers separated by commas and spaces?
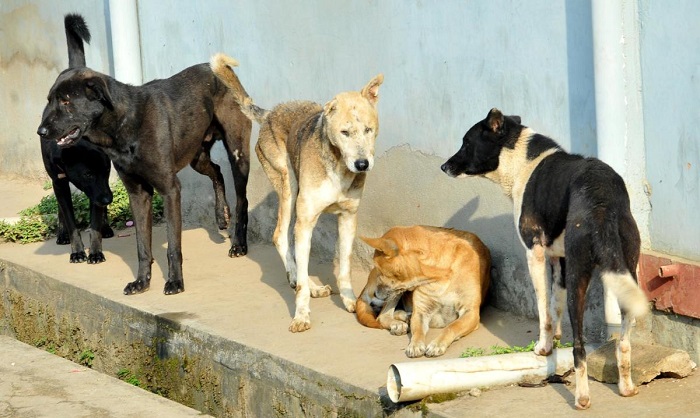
360, 225, 491, 358
441, 108, 648, 409
211, 53, 383, 332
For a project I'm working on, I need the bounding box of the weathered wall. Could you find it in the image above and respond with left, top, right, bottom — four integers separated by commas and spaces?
1, 0, 698, 339
0, 0, 111, 179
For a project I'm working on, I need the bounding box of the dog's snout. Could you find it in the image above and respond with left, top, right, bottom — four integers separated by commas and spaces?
37, 126, 48, 137
98, 192, 113, 207
440, 162, 449, 173
354, 159, 370, 172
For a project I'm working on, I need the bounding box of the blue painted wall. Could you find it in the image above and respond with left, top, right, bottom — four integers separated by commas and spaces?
640, 0, 700, 261
2, 1, 698, 330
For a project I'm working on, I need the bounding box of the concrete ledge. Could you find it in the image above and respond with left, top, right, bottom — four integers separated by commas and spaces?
0, 258, 383, 416
2, 226, 699, 416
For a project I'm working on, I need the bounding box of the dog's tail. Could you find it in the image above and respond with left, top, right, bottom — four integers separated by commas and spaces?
65, 14, 91, 68
209, 53, 269, 124
601, 271, 649, 320
594, 211, 648, 321
356, 297, 383, 329
356, 268, 384, 329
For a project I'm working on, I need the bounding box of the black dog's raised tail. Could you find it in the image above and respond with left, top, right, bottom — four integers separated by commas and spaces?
210, 53, 270, 124
65, 13, 91, 68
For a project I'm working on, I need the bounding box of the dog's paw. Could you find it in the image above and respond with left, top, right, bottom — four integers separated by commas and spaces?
405, 341, 426, 358
56, 232, 70, 245
389, 321, 409, 336
87, 251, 106, 264
163, 280, 185, 295
341, 294, 357, 313
70, 251, 87, 263
534, 338, 553, 356
289, 316, 311, 333
575, 395, 591, 410
618, 382, 639, 397
310, 285, 332, 298
102, 226, 115, 239
228, 244, 247, 258
123, 279, 150, 295
425, 341, 448, 358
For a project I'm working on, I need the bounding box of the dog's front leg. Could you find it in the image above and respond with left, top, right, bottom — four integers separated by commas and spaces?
405, 310, 429, 358
122, 178, 154, 295
289, 205, 331, 332
336, 211, 358, 312
527, 246, 554, 355
87, 202, 107, 264
53, 179, 86, 262
161, 184, 185, 295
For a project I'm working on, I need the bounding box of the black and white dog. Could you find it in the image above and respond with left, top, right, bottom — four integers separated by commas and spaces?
441, 108, 648, 410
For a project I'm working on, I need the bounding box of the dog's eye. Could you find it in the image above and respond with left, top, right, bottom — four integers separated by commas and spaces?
60, 98, 70, 106
364, 127, 372, 134
341, 130, 350, 137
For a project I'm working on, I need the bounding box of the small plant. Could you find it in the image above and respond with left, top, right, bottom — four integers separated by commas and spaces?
117, 368, 141, 387
0, 216, 52, 243
79, 349, 95, 368
459, 347, 486, 358
460, 340, 573, 358
0, 180, 164, 243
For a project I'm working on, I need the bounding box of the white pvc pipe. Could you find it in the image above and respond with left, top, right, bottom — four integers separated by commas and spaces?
387, 348, 575, 403
108, 0, 143, 85
592, 0, 625, 337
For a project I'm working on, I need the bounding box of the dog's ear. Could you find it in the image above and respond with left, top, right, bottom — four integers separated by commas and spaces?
361, 74, 384, 106
360, 236, 398, 257
486, 108, 505, 133
85, 77, 114, 110
323, 98, 337, 115
510, 115, 522, 125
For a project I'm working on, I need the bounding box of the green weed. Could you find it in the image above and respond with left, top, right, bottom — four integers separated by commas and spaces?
460, 340, 572, 358
117, 368, 141, 387
0, 180, 164, 243
79, 349, 95, 368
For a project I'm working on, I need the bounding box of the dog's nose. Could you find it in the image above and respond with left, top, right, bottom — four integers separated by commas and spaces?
440, 163, 449, 173
98, 193, 113, 206
37, 126, 48, 137
354, 159, 369, 172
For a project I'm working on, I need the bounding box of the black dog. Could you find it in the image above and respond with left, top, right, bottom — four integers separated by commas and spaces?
37, 14, 252, 295
41, 13, 113, 264
441, 108, 648, 409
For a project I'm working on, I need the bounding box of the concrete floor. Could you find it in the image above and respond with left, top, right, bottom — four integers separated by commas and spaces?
0, 174, 698, 417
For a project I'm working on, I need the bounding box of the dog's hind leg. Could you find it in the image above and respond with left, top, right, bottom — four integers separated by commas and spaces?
565, 230, 594, 410
527, 245, 554, 356
336, 211, 358, 312
256, 142, 297, 286
190, 143, 230, 231
425, 307, 480, 358
549, 257, 566, 340
222, 125, 251, 258
602, 270, 647, 398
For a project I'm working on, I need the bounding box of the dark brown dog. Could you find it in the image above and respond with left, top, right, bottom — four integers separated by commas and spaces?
42, 13, 114, 264
37, 14, 252, 295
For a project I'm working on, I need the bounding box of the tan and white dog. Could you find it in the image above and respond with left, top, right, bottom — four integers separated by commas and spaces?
211, 53, 383, 332
360, 226, 491, 357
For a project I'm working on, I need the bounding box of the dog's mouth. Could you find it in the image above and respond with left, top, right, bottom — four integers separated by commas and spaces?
57, 127, 81, 147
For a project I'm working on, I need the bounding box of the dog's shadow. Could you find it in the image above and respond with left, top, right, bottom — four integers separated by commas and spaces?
245, 192, 348, 318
